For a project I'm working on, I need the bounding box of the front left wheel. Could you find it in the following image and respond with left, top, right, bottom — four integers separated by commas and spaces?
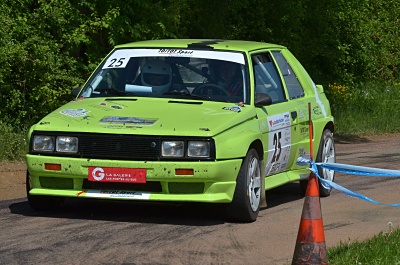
226, 148, 262, 222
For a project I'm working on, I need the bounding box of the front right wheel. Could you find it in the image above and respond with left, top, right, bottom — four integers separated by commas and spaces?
226, 148, 261, 223
300, 129, 335, 197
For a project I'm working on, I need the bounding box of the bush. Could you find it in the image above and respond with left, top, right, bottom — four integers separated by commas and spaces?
0, 122, 26, 161
0, 0, 180, 129
325, 83, 400, 135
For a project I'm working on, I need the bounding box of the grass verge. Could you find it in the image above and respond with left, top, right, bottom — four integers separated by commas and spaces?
326, 83, 400, 135
327, 227, 400, 264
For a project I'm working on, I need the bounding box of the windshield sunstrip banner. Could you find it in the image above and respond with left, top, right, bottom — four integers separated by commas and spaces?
103, 49, 245, 69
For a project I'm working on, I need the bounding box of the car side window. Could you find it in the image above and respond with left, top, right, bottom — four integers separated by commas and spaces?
272, 51, 304, 99
251, 53, 286, 104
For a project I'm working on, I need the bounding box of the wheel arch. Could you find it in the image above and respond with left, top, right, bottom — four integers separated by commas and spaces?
249, 139, 264, 162
248, 139, 268, 209
324, 121, 334, 133
313, 120, 334, 156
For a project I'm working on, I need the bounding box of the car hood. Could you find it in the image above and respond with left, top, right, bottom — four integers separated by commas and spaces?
32, 97, 256, 137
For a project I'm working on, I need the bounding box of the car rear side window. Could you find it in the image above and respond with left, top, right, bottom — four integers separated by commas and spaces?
272, 51, 304, 99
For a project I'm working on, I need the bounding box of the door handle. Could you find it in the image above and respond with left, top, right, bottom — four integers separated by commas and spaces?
291, 111, 297, 120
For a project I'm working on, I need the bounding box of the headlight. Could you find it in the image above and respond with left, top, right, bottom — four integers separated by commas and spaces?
33, 136, 55, 152
56, 136, 78, 153
162, 141, 184, 157
188, 141, 210, 157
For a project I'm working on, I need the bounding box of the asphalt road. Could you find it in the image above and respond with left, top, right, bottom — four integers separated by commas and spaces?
1, 134, 400, 265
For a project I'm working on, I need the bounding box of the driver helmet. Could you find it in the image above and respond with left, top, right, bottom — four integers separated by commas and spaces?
141, 59, 172, 94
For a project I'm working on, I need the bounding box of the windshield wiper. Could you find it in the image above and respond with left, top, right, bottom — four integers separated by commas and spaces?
163, 91, 211, 100
96, 88, 136, 96
163, 91, 230, 102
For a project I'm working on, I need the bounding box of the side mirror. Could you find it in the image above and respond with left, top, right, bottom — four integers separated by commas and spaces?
254, 93, 272, 107
72, 87, 82, 98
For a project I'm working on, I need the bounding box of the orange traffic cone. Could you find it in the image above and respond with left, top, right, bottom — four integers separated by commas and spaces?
292, 172, 328, 265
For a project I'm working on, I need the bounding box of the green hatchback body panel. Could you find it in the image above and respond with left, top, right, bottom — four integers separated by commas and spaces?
26, 39, 334, 206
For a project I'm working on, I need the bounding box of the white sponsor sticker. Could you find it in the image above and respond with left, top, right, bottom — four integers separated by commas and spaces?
312, 82, 327, 117
85, 190, 151, 200
267, 112, 291, 130
60, 108, 90, 117
265, 113, 292, 175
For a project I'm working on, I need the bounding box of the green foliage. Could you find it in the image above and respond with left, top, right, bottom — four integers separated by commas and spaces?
174, 0, 274, 40
325, 83, 400, 135
330, 0, 400, 85
0, 121, 26, 161
0, 0, 180, 129
175, 0, 400, 86
0, 1, 82, 128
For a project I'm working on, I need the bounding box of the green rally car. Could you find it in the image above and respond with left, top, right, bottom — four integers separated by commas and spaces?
26, 39, 335, 222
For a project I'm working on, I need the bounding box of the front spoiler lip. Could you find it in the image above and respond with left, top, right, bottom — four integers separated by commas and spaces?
29, 185, 236, 203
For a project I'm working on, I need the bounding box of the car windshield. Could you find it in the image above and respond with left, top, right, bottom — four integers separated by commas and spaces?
80, 48, 249, 104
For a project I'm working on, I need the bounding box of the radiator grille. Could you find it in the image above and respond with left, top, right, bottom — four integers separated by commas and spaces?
78, 134, 161, 160
30, 131, 215, 161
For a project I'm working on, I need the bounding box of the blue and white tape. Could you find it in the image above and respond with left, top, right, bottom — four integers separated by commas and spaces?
296, 157, 400, 206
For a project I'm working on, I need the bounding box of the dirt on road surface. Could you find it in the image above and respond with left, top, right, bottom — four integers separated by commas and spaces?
1, 133, 400, 264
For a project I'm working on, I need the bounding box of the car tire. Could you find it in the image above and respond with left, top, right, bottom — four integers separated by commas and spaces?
300, 129, 335, 197
26, 171, 64, 211
226, 148, 261, 222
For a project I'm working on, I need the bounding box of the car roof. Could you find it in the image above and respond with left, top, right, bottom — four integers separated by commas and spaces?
115, 39, 285, 53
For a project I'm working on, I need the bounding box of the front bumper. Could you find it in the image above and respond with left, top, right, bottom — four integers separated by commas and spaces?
26, 155, 243, 203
